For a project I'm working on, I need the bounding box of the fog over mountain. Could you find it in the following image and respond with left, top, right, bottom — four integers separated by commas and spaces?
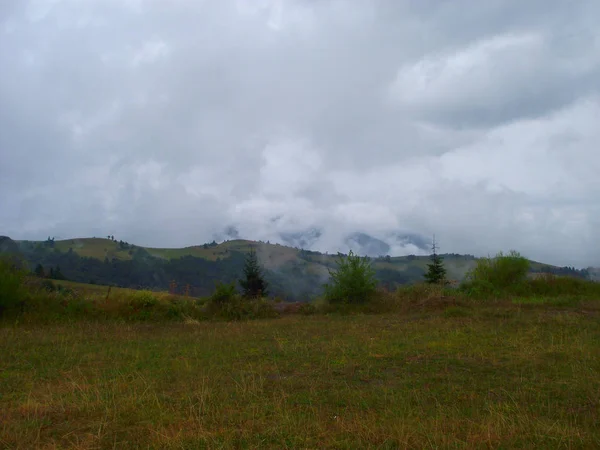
1, 1, 600, 267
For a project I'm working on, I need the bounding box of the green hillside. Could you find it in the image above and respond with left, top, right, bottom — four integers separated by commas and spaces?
44, 237, 553, 280
2, 236, 591, 300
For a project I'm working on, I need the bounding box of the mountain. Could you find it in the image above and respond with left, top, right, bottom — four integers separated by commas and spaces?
1, 236, 592, 300
385, 232, 431, 252
344, 232, 391, 257
280, 228, 323, 249
213, 225, 430, 257
0, 236, 20, 255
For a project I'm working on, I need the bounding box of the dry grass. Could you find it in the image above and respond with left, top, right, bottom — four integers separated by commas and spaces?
2, 302, 599, 449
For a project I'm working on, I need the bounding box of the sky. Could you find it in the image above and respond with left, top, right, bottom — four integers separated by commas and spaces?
1, 0, 599, 267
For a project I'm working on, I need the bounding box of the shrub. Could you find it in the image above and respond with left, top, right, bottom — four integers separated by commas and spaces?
0, 258, 27, 316
460, 279, 499, 298
127, 290, 159, 309
206, 280, 276, 321
461, 250, 530, 296
324, 251, 377, 305
210, 281, 239, 305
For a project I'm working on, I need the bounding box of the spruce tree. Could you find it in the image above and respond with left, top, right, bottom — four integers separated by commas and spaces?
34, 263, 45, 278
424, 235, 447, 284
239, 247, 269, 298
50, 265, 66, 281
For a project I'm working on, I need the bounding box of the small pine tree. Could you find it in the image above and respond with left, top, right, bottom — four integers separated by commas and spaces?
239, 247, 269, 298
34, 263, 45, 278
424, 235, 447, 284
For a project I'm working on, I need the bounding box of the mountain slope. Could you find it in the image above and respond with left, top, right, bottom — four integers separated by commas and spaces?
4, 236, 592, 300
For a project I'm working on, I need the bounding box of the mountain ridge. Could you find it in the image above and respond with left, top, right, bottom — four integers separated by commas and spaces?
1, 235, 594, 300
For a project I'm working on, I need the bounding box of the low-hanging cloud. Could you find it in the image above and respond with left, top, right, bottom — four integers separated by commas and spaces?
1, 0, 599, 268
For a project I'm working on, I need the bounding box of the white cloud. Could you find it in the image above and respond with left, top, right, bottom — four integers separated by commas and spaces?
1, 0, 600, 267
439, 97, 600, 198
388, 29, 600, 126
131, 40, 169, 67
389, 33, 544, 114
259, 138, 322, 197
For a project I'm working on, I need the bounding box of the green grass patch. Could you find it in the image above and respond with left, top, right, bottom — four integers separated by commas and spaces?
1, 308, 599, 448
55, 238, 133, 261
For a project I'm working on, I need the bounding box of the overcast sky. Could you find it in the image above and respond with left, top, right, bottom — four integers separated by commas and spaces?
1, 0, 599, 267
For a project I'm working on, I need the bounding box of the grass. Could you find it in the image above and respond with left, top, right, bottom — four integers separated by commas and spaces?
512, 296, 582, 307
6, 278, 207, 325
54, 280, 147, 298
2, 302, 600, 448
54, 238, 133, 261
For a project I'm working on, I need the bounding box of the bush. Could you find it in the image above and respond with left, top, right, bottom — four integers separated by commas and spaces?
210, 281, 239, 305
127, 290, 159, 309
206, 281, 277, 321
324, 251, 377, 305
0, 258, 27, 316
461, 250, 530, 297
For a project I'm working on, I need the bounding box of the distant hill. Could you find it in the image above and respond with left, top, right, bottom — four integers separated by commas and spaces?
0, 236, 20, 254
1, 235, 592, 300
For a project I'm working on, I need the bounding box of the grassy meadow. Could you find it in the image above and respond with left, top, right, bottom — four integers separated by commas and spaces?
1, 297, 600, 448
1, 253, 600, 448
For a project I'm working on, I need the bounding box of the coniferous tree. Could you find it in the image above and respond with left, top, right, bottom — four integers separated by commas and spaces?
239, 247, 269, 298
34, 263, 45, 278
51, 265, 66, 280
424, 235, 447, 284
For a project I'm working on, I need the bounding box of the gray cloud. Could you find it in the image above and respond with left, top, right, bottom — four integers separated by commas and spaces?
1, 0, 599, 267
